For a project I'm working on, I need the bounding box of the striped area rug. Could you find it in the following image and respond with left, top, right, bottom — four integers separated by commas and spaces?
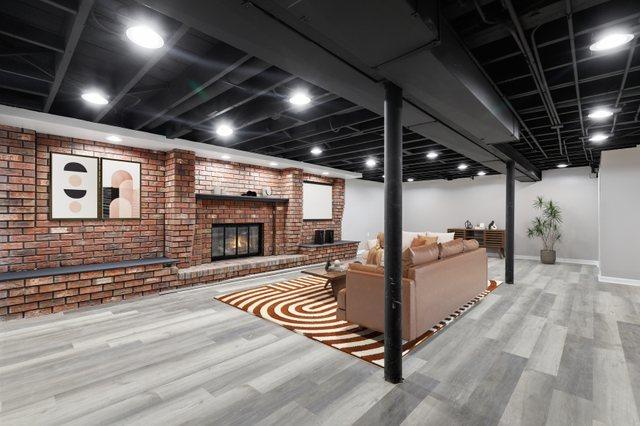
215, 276, 501, 367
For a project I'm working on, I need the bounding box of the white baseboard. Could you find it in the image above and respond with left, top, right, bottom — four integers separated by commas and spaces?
514, 254, 600, 267
597, 273, 640, 287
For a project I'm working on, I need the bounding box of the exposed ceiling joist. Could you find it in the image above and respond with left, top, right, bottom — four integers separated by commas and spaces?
93, 24, 189, 122
0, 14, 65, 52
44, 0, 94, 113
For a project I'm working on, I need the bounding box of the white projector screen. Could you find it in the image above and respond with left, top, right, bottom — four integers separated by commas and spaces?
303, 182, 333, 220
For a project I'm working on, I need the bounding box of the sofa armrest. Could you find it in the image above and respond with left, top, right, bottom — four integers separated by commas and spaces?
345, 270, 417, 340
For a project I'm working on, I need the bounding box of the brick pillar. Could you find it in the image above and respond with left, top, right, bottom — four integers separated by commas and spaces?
0, 125, 37, 274
280, 168, 303, 254
164, 150, 196, 268
332, 178, 345, 241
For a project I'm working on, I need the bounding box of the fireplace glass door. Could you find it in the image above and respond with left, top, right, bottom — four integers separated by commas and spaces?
212, 224, 262, 261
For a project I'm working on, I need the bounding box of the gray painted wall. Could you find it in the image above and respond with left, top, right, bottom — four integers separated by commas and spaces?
344, 167, 599, 261
599, 147, 640, 281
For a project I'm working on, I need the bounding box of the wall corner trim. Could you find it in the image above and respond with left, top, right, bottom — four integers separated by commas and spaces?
514, 255, 599, 267
597, 272, 640, 287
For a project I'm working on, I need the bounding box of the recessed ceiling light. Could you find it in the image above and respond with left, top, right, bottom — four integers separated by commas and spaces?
457, 163, 468, 171
221, 154, 231, 160
269, 161, 279, 166
557, 163, 569, 168
216, 124, 233, 137
407, 177, 415, 182
81, 91, 108, 105
589, 133, 609, 142
365, 158, 377, 168
310, 147, 323, 155
382, 175, 385, 178
477, 171, 487, 176
289, 91, 311, 106
588, 108, 614, 120
589, 33, 634, 52
126, 25, 164, 49
426, 151, 439, 159
322, 171, 329, 176
106, 135, 122, 142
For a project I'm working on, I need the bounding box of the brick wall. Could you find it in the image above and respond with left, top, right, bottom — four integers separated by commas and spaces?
1, 125, 354, 319
0, 126, 166, 273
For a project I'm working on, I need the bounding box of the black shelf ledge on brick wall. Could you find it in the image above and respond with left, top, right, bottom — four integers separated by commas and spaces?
195, 194, 289, 203
298, 240, 360, 248
0, 257, 178, 282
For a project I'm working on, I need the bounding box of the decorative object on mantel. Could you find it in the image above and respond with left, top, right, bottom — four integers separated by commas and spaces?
241, 191, 257, 197
474, 223, 485, 230
314, 230, 325, 245
464, 220, 473, 229
527, 196, 562, 265
262, 187, 272, 197
324, 229, 335, 244
488, 220, 497, 230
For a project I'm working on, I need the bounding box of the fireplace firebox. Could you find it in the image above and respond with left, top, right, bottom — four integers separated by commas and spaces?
211, 224, 263, 261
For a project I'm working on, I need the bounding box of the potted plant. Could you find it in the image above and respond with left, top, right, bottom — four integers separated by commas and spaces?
526, 196, 562, 264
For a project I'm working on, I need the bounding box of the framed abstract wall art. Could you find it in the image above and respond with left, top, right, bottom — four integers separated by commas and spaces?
50, 153, 99, 220
101, 159, 141, 219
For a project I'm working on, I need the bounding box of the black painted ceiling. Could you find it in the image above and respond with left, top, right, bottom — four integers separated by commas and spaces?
1, 0, 638, 181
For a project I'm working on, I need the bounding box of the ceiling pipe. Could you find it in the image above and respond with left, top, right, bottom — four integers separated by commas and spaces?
610, 37, 637, 134
472, 0, 548, 158
565, 0, 589, 162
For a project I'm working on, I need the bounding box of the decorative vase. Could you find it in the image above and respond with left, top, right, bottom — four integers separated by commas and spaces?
540, 249, 556, 264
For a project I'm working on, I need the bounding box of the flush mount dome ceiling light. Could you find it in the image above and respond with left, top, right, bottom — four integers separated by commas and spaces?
322, 171, 329, 176
557, 163, 569, 168
407, 178, 415, 182
289, 91, 311, 106
216, 124, 233, 137
365, 158, 377, 168
589, 32, 634, 52
310, 147, 323, 155
588, 108, 614, 120
81, 91, 108, 105
269, 161, 279, 166
457, 163, 468, 171
589, 133, 609, 142
221, 154, 231, 160
426, 151, 439, 159
106, 135, 122, 142
126, 25, 164, 49
477, 171, 487, 176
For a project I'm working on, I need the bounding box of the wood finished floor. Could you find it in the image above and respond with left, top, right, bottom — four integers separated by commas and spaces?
1, 259, 640, 425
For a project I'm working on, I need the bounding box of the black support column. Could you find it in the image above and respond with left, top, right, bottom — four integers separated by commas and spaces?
505, 160, 515, 284
383, 81, 403, 383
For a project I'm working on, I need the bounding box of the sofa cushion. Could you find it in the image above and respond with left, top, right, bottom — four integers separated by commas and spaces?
427, 231, 455, 244
337, 288, 347, 310
439, 238, 464, 258
409, 242, 439, 266
411, 235, 437, 248
349, 263, 384, 275
463, 239, 480, 252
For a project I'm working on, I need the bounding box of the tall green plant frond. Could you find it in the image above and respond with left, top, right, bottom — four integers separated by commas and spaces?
526, 196, 563, 250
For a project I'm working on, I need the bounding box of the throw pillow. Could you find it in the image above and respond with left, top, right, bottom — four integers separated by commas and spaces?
439, 238, 464, 258
409, 242, 439, 266
377, 232, 385, 248
463, 239, 480, 252
367, 238, 379, 250
402, 231, 425, 250
427, 231, 455, 244
411, 235, 437, 248
366, 246, 384, 265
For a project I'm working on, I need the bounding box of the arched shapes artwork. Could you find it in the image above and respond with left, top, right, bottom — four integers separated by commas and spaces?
101, 159, 141, 219
50, 153, 99, 219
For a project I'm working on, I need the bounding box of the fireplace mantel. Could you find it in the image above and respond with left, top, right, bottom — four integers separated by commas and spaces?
195, 194, 289, 203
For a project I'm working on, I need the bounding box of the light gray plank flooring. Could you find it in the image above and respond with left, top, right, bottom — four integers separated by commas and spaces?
1, 259, 640, 425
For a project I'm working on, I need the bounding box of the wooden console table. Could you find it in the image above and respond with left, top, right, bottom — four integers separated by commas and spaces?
447, 228, 506, 258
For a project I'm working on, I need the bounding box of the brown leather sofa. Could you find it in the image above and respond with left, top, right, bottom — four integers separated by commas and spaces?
336, 244, 488, 341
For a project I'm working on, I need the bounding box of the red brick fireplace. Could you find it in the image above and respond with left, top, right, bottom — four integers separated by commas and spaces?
0, 124, 359, 319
